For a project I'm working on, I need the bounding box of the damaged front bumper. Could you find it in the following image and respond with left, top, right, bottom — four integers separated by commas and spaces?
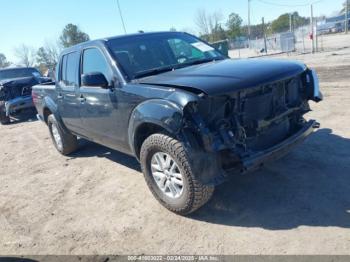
3, 96, 34, 116
197, 120, 319, 186
239, 120, 318, 172
182, 68, 323, 185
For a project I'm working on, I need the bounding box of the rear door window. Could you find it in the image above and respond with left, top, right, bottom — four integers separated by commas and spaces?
61, 52, 80, 87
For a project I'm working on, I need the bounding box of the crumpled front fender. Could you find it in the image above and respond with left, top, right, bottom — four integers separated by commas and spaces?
128, 99, 184, 156
307, 69, 323, 102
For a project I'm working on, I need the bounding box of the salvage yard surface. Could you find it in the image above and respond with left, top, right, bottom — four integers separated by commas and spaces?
1, 43, 350, 255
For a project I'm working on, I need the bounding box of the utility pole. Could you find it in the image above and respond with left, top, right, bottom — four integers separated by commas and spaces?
346, 0, 349, 34
315, 16, 319, 52
311, 4, 315, 53
117, 0, 127, 34
302, 28, 306, 53
248, 0, 251, 47
262, 17, 267, 55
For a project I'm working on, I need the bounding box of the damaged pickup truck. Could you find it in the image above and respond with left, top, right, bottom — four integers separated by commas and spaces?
0, 67, 51, 124
32, 32, 322, 215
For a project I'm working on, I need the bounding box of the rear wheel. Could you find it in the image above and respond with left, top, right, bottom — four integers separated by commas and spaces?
0, 101, 10, 125
140, 134, 214, 215
48, 114, 78, 155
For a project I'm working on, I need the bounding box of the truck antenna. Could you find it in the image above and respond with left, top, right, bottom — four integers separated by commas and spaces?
117, 0, 127, 34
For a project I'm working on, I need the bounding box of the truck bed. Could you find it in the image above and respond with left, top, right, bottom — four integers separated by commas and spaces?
32, 83, 56, 121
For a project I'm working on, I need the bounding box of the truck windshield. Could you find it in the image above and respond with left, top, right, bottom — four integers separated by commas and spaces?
0, 68, 41, 81
106, 32, 225, 80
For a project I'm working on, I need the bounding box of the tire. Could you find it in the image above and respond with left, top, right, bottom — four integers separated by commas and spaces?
47, 114, 78, 155
0, 101, 10, 125
140, 134, 214, 215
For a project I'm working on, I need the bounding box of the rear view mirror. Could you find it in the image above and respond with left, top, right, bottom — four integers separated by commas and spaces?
81, 72, 109, 88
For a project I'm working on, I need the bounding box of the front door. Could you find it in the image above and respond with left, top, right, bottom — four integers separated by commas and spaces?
78, 47, 122, 148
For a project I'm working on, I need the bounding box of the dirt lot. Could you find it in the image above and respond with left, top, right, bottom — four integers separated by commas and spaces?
1, 46, 350, 255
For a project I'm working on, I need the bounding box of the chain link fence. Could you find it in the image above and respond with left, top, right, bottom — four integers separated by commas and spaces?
228, 13, 350, 59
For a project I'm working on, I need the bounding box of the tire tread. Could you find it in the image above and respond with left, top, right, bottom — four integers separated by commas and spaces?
140, 133, 214, 215
48, 114, 78, 155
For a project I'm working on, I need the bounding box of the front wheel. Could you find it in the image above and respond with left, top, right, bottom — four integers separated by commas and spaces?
48, 114, 78, 155
140, 134, 214, 215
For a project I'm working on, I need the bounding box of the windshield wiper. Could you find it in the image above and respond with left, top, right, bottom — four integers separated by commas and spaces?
133, 57, 225, 79
175, 57, 225, 69
133, 66, 175, 79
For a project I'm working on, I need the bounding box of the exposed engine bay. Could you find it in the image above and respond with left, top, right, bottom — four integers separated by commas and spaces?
182, 70, 321, 176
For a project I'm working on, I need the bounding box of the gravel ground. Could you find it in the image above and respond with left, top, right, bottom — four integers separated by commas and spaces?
1, 46, 350, 255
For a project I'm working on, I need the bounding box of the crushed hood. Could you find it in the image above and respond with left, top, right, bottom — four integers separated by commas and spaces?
0, 76, 38, 87
0, 77, 40, 101
137, 59, 307, 96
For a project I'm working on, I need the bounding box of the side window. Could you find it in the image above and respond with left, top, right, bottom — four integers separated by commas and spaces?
61, 52, 79, 87
61, 55, 68, 82
82, 48, 110, 81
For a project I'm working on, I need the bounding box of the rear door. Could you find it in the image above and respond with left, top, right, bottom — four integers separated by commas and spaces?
57, 51, 83, 134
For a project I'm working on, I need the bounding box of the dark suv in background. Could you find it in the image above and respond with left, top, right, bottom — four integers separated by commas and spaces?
0, 67, 51, 124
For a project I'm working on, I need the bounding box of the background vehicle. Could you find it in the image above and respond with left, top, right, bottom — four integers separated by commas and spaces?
0, 67, 51, 124
32, 32, 322, 215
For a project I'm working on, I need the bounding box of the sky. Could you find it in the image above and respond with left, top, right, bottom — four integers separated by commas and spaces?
0, 0, 345, 62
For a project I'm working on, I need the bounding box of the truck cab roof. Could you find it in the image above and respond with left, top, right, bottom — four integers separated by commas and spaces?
60, 31, 190, 55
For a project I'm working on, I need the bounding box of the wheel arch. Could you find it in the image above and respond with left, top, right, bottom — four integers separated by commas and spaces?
42, 96, 69, 133
43, 107, 52, 123
128, 99, 185, 159
133, 122, 170, 159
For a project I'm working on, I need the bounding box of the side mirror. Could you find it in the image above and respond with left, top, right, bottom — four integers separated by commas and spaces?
81, 72, 109, 88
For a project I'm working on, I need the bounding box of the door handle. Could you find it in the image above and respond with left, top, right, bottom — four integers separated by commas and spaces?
78, 95, 86, 103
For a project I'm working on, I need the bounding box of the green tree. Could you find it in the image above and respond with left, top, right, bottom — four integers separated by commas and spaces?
36, 47, 51, 73
211, 24, 227, 42
59, 23, 90, 48
36, 47, 50, 66
271, 12, 308, 33
0, 53, 11, 68
292, 12, 309, 28
271, 13, 290, 33
226, 13, 243, 39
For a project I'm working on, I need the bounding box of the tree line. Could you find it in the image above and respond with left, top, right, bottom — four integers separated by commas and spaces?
0, 23, 90, 73
194, 0, 348, 43
0, 13, 314, 71
0, 0, 348, 71
193, 10, 310, 43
